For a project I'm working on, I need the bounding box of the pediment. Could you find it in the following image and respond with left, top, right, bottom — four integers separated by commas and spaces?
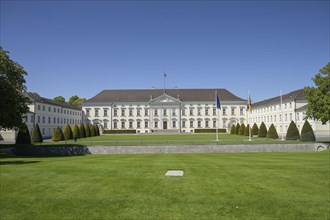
150, 93, 181, 105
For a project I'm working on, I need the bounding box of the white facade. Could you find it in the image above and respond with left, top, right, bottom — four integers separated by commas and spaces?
0, 93, 83, 141
83, 92, 248, 133
249, 89, 329, 141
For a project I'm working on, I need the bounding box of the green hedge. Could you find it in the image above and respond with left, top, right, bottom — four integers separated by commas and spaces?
266, 124, 279, 139
301, 121, 315, 141
52, 127, 64, 142
79, 124, 86, 138
286, 121, 300, 140
32, 123, 43, 143
63, 124, 73, 140
230, 125, 236, 134
244, 124, 250, 136
258, 122, 267, 137
239, 124, 245, 135
16, 123, 31, 145
252, 123, 259, 136
103, 130, 137, 134
194, 128, 226, 133
235, 123, 240, 135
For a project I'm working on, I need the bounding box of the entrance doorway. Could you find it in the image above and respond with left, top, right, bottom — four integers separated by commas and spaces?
163, 121, 167, 129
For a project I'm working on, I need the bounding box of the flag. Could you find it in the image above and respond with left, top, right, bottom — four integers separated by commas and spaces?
164, 73, 167, 78
216, 94, 221, 109
248, 94, 252, 113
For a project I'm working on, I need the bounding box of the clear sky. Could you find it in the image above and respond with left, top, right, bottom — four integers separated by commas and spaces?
1, 0, 329, 103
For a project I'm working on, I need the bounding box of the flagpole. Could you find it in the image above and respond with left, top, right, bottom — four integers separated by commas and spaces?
248, 90, 252, 141
281, 90, 284, 141
216, 90, 219, 142
163, 72, 166, 93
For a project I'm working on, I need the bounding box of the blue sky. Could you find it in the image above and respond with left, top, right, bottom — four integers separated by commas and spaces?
1, 0, 329, 103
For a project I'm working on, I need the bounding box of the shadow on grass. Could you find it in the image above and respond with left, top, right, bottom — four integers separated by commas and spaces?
0, 160, 41, 165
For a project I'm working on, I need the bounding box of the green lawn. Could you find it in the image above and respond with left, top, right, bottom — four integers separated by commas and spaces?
1, 151, 329, 219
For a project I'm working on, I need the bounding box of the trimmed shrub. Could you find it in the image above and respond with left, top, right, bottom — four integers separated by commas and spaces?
244, 124, 250, 136
85, 124, 91, 137
80, 124, 86, 138
239, 124, 245, 135
301, 121, 315, 141
194, 128, 226, 133
286, 121, 300, 140
16, 123, 31, 145
235, 123, 240, 135
32, 123, 43, 143
103, 130, 136, 134
95, 124, 100, 136
230, 125, 236, 134
266, 124, 279, 139
252, 123, 259, 136
258, 122, 267, 137
90, 125, 96, 137
63, 124, 73, 140
72, 124, 80, 139
52, 127, 64, 142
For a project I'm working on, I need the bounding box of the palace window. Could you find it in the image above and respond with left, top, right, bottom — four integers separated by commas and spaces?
95, 109, 99, 117
121, 109, 125, 116
222, 108, 226, 116
48, 117, 51, 124
172, 109, 176, 116
137, 109, 141, 117
145, 109, 149, 116
163, 109, 167, 116
121, 121, 125, 129
145, 121, 148, 128
296, 113, 300, 121
231, 108, 235, 116
48, 107, 51, 112
154, 109, 158, 116
172, 121, 176, 128
37, 116, 40, 123
190, 121, 194, 128
197, 120, 202, 128
182, 121, 186, 128
114, 109, 117, 117
53, 117, 56, 123
289, 113, 292, 121
213, 120, 216, 128
182, 108, 186, 116
189, 108, 194, 116
129, 109, 133, 117
197, 108, 202, 116
285, 114, 287, 121
86, 109, 90, 117
129, 121, 133, 129
42, 116, 45, 124
205, 121, 209, 128
104, 122, 108, 129
154, 121, 158, 128
104, 109, 108, 117
240, 108, 244, 115
114, 122, 117, 129
205, 108, 209, 116
213, 108, 216, 116
137, 121, 141, 128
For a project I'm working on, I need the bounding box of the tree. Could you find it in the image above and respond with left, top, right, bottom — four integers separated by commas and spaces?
266, 124, 279, 139
52, 127, 64, 142
95, 124, 100, 136
235, 123, 240, 135
32, 123, 43, 143
230, 124, 236, 134
301, 121, 316, 142
244, 124, 250, 136
252, 123, 259, 136
63, 124, 73, 140
0, 47, 29, 130
15, 123, 31, 145
258, 122, 267, 137
286, 121, 300, 140
85, 124, 91, 137
239, 123, 245, 135
53, 96, 65, 102
68, 95, 86, 106
72, 124, 81, 139
304, 62, 330, 125
80, 124, 86, 138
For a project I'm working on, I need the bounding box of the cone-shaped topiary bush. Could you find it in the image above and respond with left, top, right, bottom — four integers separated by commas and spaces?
63, 124, 73, 140
79, 124, 86, 138
230, 124, 236, 134
266, 124, 279, 139
32, 123, 43, 143
90, 125, 96, 136
258, 122, 267, 137
16, 123, 31, 145
95, 124, 100, 136
235, 123, 240, 135
239, 124, 245, 135
52, 127, 64, 142
72, 124, 80, 139
85, 124, 91, 137
252, 123, 259, 136
244, 124, 250, 136
286, 121, 300, 140
301, 120, 315, 141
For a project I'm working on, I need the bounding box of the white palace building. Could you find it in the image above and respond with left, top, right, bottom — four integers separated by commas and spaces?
82, 88, 248, 133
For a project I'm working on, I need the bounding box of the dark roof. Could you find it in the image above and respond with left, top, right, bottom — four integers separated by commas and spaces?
253, 89, 305, 107
25, 92, 81, 110
84, 89, 246, 103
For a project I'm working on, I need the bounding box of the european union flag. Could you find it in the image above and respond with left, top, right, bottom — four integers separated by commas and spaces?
216, 94, 221, 109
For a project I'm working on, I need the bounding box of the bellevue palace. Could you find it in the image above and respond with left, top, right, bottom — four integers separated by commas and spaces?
82, 89, 248, 133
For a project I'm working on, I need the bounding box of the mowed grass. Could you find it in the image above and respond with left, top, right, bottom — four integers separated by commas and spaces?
38, 133, 302, 146
1, 151, 329, 219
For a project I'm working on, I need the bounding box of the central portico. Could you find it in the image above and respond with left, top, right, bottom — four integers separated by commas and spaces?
149, 93, 182, 132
